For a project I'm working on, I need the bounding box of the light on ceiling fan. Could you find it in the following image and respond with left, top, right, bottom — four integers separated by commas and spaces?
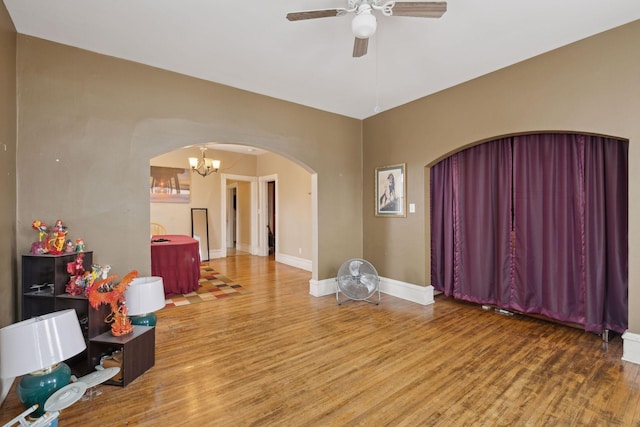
352, 9, 377, 39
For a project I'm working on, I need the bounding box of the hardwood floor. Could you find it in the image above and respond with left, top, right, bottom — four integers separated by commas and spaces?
2, 254, 640, 426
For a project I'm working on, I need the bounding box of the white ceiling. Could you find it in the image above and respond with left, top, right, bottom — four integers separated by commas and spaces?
205, 143, 266, 156
4, 1, 640, 120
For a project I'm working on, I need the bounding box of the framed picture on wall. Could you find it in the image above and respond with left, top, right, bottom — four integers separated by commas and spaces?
150, 166, 191, 203
375, 163, 406, 217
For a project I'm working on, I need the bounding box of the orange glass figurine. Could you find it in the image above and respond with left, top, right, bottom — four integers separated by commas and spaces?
87, 270, 138, 336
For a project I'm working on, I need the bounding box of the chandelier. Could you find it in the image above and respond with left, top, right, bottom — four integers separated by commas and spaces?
189, 147, 220, 177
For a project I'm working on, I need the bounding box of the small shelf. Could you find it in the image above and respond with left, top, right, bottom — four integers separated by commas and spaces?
89, 326, 156, 387
23, 291, 55, 297
55, 293, 90, 300
22, 252, 94, 315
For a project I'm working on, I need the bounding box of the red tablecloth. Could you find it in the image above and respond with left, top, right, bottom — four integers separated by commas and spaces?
151, 235, 201, 297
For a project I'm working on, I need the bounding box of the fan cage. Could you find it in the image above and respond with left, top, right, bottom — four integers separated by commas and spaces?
335, 258, 380, 305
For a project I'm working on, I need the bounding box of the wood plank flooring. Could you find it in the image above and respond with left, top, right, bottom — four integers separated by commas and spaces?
2, 255, 640, 426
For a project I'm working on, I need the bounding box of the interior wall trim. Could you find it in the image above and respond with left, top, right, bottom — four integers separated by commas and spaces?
309, 278, 335, 297
210, 249, 226, 259
309, 277, 434, 306
622, 331, 640, 365
277, 253, 312, 272
379, 277, 434, 306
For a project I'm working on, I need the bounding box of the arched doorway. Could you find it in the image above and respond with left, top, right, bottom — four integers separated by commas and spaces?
150, 144, 315, 273
430, 132, 628, 335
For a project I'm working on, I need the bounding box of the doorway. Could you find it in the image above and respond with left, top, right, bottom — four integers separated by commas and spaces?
258, 174, 278, 257
221, 174, 258, 257
150, 147, 315, 277
226, 184, 237, 252
267, 181, 275, 255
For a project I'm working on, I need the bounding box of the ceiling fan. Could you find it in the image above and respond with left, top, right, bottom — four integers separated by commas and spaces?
286, 0, 447, 57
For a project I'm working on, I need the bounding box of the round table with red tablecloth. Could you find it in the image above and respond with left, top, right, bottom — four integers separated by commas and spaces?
151, 235, 201, 297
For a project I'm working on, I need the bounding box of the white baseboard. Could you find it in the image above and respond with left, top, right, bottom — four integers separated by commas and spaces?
309, 276, 434, 306
209, 249, 311, 267
309, 278, 336, 297
622, 331, 640, 365
379, 277, 434, 305
276, 253, 312, 272
210, 249, 226, 259
237, 243, 252, 253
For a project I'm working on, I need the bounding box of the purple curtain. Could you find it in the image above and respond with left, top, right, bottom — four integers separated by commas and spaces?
430, 133, 628, 334
431, 139, 512, 303
583, 136, 628, 333
511, 134, 586, 324
430, 154, 456, 294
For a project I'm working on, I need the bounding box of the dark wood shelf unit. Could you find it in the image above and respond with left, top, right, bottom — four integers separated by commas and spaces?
21, 251, 111, 375
88, 326, 156, 387
22, 251, 93, 318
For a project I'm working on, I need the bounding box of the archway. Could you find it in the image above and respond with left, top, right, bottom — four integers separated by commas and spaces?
428, 131, 628, 335
149, 143, 316, 274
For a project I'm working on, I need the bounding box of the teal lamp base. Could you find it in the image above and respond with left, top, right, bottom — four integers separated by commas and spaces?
17, 363, 71, 418
129, 312, 158, 326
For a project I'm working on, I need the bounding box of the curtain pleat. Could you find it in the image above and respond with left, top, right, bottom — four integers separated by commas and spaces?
454, 139, 512, 305
511, 134, 585, 325
584, 136, 628, 333
430, 155, 455, 294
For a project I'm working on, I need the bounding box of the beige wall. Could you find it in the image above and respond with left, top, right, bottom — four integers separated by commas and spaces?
0, 2, 16, 328
15, 35, 363, 289
363, 21, 640, 331
236, 181, 251, 250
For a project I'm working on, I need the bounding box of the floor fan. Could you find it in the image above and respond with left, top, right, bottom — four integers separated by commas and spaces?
336, 258, 380, 305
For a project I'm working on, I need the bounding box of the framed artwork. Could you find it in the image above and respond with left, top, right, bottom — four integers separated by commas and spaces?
375, 163, 406, 217
150, 166, 191, 203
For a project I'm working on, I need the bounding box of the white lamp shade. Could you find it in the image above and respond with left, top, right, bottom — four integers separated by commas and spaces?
0, 309, 86, 378
188, 157, 199, 168
125, 276, 166, 316
352, 10, 377, 39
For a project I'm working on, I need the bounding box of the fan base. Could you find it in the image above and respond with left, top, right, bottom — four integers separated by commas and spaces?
336, 289, 380, 305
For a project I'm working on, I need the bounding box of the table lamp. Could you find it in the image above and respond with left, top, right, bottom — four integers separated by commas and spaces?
0, 309, 86, 418
125, 276, 165, 326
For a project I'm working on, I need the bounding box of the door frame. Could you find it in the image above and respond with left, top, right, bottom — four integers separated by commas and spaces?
258, 174, 278, 256
225, 183, 238, 250
220, 174, 258, 257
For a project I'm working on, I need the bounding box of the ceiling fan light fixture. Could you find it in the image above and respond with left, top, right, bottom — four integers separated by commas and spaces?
286, 1, 448, 57
352, 9, 377, 39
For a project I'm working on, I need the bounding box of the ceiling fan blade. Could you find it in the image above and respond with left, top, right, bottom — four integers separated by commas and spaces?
353, 37, 369, 57
391, 1, 447, 18
286, 9, 342, 21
